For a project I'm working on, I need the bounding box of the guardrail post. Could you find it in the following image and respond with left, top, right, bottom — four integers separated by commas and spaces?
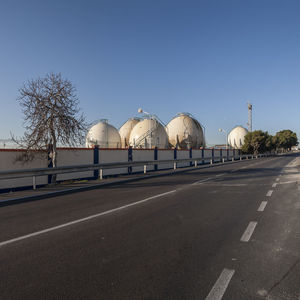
189, 148, 192, 167
232, 157, 234, 162
100, 169, 103, 180
210, 159, 213, 165
154, 147, 158, 171
33, 176, 36, 190
144, 165, 147, 174
174, 148, 177, 170
194, 160, 198, 167
128, 146, 133, 174
93, 145, 99, 179
222, 158, 225, 163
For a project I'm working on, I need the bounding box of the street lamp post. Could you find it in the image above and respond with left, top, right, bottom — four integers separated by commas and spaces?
218, 128, 228, 149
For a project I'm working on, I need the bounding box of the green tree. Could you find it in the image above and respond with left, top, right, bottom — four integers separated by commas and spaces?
242, 130, 270, 155
275, 130, 298, 150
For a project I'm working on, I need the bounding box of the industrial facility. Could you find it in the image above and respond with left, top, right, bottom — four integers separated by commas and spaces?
86, 120, 121, 148
86, 112, 207, 150
227, 126, 248, 149
166, 113, 205, 149
84, 103, 252, 150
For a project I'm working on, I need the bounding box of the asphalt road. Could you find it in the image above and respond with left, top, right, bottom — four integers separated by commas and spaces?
1, 154, 300, 299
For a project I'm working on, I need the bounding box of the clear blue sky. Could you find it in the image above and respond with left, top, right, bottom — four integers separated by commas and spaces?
1, 0, 300, 145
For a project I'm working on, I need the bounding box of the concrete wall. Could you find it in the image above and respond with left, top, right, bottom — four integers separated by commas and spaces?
177, 150, 190, 168
214, 149, 221, 162
132, 149, 154, 173
56, 148, 94, 181
204, 149, 212, 163
99, 149, 128, 176
0, 149, 48, 189
193, 150, 203, 160
157, 150, 174, 170
0, 147, 240, 191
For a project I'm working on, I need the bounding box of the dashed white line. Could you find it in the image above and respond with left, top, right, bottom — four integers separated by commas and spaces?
192, 178, 213, 185
276, 178, 280, 182
216, 173, 226, 177
266, 190, 273, 197
258, 201, 268, 212
205, 268, 235, 300
240, 221, 257, 242
272, 183, 277, 188
0, 190, 177, 248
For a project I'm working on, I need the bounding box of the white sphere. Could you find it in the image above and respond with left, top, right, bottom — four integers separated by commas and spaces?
86, 121, 121, 148
119, 118, 140, 148
228, 126, 248, 149
129, 119, 169, 149
166, 113, 204, 149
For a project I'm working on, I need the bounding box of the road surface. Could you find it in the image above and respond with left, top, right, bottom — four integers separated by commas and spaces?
0, 154, 300, 299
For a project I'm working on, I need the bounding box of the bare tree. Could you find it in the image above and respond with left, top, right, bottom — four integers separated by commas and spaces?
14, 72, 87, 180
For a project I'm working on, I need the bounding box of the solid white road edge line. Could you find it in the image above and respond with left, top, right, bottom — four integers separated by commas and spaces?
205, 268, 235, 300
258, 201, 268, 212
0, 190, 177, 248
240, 221, 258, 242
266, 190, 273, 197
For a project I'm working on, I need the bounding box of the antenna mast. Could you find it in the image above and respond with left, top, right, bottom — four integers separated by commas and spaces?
247, 102, 252, 132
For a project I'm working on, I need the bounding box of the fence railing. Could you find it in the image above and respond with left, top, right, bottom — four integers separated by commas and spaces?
0, 153, 267, 190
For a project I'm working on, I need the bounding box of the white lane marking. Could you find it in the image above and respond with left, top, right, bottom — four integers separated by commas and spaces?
258, 201, 267, 212
192, 178, 213, 185
266, 190, 273, 197
205, 268, 235, 300
216, 173, 226, 177
276, 178, 280, 182
279, 180, 298, 185
272, 183, 277, 188
240, 221, 257, 242
220, 184, 247, 187
0, 190, 177, 248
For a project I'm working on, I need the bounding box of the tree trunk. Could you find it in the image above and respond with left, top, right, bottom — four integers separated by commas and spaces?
51, 132, 57, 184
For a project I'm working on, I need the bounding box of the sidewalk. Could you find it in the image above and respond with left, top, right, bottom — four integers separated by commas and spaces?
0, 158, 258, 206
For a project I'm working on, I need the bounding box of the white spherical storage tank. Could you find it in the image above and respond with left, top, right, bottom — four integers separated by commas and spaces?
228, 126, 248, 149
129, 118, 169, 149
119, 118, 140, 148
86, 120, 121, 148
166, 113, 205, 149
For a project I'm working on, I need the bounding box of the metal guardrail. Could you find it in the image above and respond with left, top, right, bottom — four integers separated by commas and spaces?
0, 154, 266, 190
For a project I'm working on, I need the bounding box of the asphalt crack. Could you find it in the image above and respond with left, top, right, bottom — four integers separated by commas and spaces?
266, 258, 300, 298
